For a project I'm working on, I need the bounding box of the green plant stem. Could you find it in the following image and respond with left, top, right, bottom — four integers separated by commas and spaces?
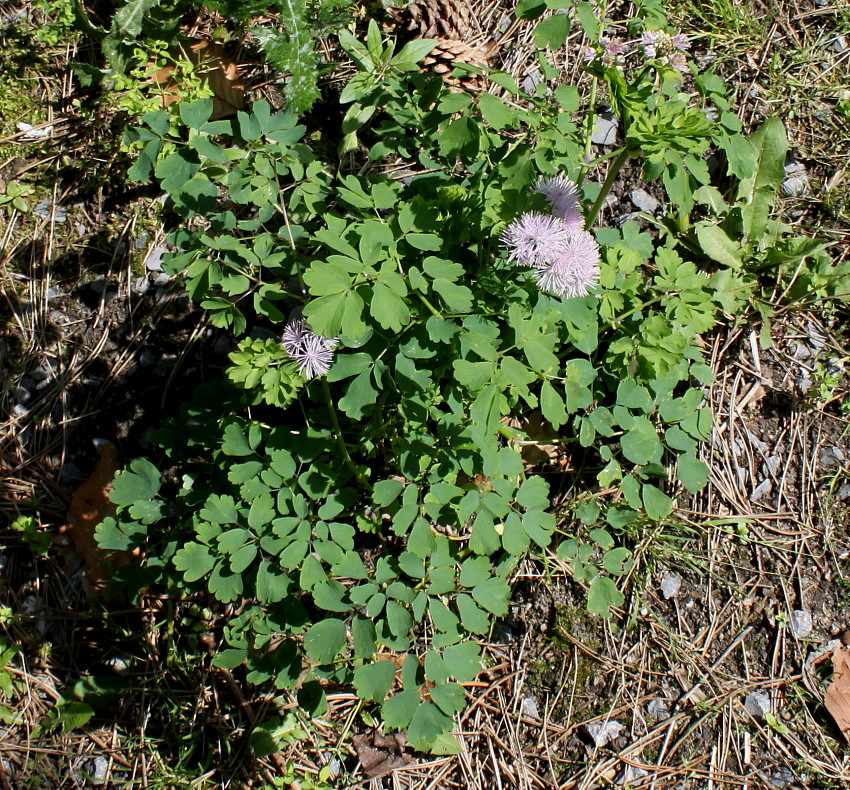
578, 76, 599, 185
321, 379, 371, 490
585, 147, 631, 228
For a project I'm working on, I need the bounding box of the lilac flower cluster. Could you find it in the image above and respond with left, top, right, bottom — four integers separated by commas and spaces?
282, 318, 339, 380
501, 175, 600, 300
640, 30, 690, 72
582, 29, 690, 73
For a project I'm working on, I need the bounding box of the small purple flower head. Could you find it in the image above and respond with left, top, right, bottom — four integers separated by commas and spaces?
640, 30, 659, 59
501, 211, 569, 268
583, 46, 596, 63
671, 33, 690, 52
668, 51, 688, 72
535, 175, 580, 219
282, 318, 339, 380
600, 37, 625, 58
532, 231, 600, 298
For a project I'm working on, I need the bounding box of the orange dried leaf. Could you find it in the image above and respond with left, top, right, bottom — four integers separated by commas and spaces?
149, 39, 244, 119
825, 646, 850, 742
65, 442, 135, 586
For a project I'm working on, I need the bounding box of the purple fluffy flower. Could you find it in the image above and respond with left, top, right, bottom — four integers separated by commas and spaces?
532, 231, 600, 299
640, 30, 659, 59
535, 175, 580, 215
282, 318, 339, 380
601, 37, 625, 58
501, 211, 570, 268
671, 33, 690, 52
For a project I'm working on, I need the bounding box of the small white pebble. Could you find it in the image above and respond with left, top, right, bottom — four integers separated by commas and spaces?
790, 610, 813, 638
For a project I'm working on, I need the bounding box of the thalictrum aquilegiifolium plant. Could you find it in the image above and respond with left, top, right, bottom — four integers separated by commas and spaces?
102, 0, 850, 753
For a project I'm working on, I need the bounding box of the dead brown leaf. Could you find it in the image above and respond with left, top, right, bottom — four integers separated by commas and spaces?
64, 442, 137, 586
352, 732, 413, 778
824, 645, 850, 743
148, 39, 244, 120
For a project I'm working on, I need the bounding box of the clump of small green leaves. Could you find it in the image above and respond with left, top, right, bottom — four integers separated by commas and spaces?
106, 0, 850, 754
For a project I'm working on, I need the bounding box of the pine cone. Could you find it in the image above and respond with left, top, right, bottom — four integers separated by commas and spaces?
386, 0, 473, 41
422, 37, 489, 89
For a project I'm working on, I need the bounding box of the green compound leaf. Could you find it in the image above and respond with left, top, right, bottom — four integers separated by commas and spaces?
455, 594, 490, 635
353, 660, 397, 703
586, 576, 624, 618
677, 452, 710, 493
407, 701, 455, 752
173, 542, 216, 583
303, 619, 347, 665
256, 560, 290, 604
201, 494, 239, 525
430, 682, 467, 716
471, 577, 510, 616
642, 484, 673, 520
109, 458, 161, 505
382, 689, 420, 729
620, 417, 661, 465
221, 423, 254, 457
442, 642, 481, 683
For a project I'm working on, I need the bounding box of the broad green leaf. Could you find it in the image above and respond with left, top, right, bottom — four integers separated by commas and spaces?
534, 14, 570, 49
442, 642, 481, 682
407, 701, 454, 752
304, 619, 347, 664
471, 577, 510, 616
430, 682, 466, 716
586, 576, 623, 617
353, 660, 397, 703
173, 542, 215, 583
221, 423, 254, 456
455, 594, 490, 634
110, 458, 161, 505
620, 417, 660, 465
211, 648, 247, 669
382, 689, 420, 729
696, 223, 744, 270
642, 484, 673, 520
677, 452, 710, 492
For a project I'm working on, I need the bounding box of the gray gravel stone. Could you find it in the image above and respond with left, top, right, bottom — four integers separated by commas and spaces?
750, 479, 773, 502
33, 199, 67, 222
827, 35, 848, 54
820, 446, 845, 468
86, 755, 109, 784
790, 609, 813, 638
836, 483, 850, 502
144, 245, 168, 272
629, 188, 658, 214
12, 385, 30, 404
646, 698, 671, 720
520, 696, 540, 719
762, 456, 781, 476
90, 278, 118, 301
617, 765, 648, 785
781, 175, 808, 197
744, 691, 771, 718
583, 720, 623, 748
131, 276, 150, 295
139, 351, 156, 368
591, 112, 618, 145
522, 68, 543, 96
769, 766, 796, 788
660, 572, 682, 600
